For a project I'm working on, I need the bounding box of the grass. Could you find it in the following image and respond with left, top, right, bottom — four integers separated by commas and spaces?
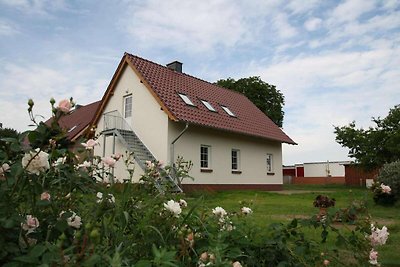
187, 184, 400, 266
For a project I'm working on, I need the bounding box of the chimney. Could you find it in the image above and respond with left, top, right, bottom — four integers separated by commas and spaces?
166, 61, 183, 73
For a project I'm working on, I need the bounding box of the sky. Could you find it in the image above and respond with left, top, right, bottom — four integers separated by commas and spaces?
0, 0, 399, 165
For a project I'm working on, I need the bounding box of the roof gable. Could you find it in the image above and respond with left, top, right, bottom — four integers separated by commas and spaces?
94, 53, 295, 144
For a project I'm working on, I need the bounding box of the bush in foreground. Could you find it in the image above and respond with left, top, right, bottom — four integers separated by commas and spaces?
0, 98, 390, 266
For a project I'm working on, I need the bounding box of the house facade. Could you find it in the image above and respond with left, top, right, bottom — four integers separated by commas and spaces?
92, 53, 295, 191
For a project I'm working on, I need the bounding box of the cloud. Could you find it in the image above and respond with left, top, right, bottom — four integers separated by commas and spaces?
253, 45, 400, 164
121, 0, 252, 53
304, 17, 322, 31
0, 19, 19, 36
0, 0, 67, 15
272, 13, 298, 39
330, 0, 376, 23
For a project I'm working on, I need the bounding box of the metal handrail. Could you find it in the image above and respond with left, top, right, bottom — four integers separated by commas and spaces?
103, 110, 132, 131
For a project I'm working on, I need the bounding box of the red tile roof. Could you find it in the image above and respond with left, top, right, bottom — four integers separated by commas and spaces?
94, 53, 295, 144
47, 101, 100, 140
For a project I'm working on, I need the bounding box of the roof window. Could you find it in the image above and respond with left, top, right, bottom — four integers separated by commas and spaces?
68, 125, 77, 133
221, 105, 236, 117
201, 100, 216, 112
178, 93, 196, 106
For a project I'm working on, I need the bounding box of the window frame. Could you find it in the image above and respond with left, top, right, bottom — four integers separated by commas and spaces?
200, 100, 217, 112
221, 105, 236, 117
266, 153, 274, 174
123, 94, 133, 119
200, 145, 211, 170
231, 149, 240, 171
178, 93, 196, 106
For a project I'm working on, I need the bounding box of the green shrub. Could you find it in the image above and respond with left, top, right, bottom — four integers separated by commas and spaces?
377, 161, 400, 196
0, 98, 388, 266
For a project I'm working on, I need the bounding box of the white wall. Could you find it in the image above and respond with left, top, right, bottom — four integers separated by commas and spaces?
303, 162, 346, 177
169, 122, 283, 185
94, 64, 169, 182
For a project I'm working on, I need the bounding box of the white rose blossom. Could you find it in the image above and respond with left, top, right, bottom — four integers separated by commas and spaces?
380, 183, 391, 194
21, 149, 50, 175
102, 157, 116, 168
0, 163, 10, 175
370, 224, 389, 247
60, 211, 82, 229
369, 249, 379, 265
232, 261, 242, 267
164, 200, 182, 217
179, 199, 188, 208
96, 192, 115, 204
241, 207, 252, 215
212, 207, 227, 217
40, 191, 51, 201
21, 215, 40, 234
81, 139, 99, 150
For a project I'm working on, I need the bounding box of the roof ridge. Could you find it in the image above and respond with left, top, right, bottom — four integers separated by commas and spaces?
124, 52, 246, 99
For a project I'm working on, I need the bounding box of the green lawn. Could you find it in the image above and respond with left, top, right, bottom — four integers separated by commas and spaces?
187, 184, 400, 266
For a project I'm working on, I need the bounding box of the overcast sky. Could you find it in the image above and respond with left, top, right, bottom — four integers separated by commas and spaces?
0, 0, 399, 165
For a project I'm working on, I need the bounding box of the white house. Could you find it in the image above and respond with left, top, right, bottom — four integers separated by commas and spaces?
91, 53, 296, 191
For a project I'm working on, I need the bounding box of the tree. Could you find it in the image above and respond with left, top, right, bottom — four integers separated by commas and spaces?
334, 105, 400, 170
216, 76, 285, 127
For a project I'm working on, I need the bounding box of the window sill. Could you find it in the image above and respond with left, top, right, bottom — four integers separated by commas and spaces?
231, 170, 242, 174
201, 168, 213, 173
267, 172, 275, 176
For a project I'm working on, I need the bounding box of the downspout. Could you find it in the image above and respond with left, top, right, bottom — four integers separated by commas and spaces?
170, 123, 189, 181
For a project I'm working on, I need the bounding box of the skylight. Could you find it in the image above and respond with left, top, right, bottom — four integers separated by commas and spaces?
178, 93, 195, 106
68, 125, 77, 133
221, 105, 236, 117
201, 100, 216, 112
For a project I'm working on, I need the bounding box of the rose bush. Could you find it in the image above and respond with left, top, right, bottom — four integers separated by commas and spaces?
0, 98, 389, 266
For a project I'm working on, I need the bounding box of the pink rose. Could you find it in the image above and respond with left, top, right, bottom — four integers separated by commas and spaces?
232, 261, 242, 267
112, 153, 122, 161
102, 157, 116, 167
81, 139, 99, 150
369, 249, 379, 265
58, 99, 72, 113
323, 259, 330, 266
21, 215, 39, 233
40, 191, 51, 201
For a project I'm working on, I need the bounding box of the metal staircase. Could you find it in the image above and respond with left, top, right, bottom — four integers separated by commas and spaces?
102, 111, 182, 193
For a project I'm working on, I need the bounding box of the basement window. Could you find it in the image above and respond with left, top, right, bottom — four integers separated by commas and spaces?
221, 105, 236, 117
178, 93, 196, 106
200, 100, 216, 112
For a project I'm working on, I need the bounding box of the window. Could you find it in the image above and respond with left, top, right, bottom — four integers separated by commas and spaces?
221, 105, 236, 117
201, 100, 216, 112
266, 153, 273, 173
231, 149, 240, 170
68, 125, 77, 133
178, 93, 196, 106
124, 95, 132, 118
200, 145, 211, 169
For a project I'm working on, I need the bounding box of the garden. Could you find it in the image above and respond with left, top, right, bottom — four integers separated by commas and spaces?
0, 98, 398, 266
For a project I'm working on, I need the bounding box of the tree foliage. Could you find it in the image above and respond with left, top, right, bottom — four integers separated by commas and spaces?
216, 76, 285, 127
334, 105, 400, 169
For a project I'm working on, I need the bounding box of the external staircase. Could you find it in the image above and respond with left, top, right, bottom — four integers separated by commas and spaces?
101, 111, 182, 193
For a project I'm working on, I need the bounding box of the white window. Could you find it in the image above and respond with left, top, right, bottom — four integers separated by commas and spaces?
221, 105, 236, 117
266, 153, 273, 172
68, 125, 77, 133
200, 145, 211, 169
124, 95, 132, 118
231, 149, 240, 170
178, 93, 196, 106
201, 100, 216, 112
